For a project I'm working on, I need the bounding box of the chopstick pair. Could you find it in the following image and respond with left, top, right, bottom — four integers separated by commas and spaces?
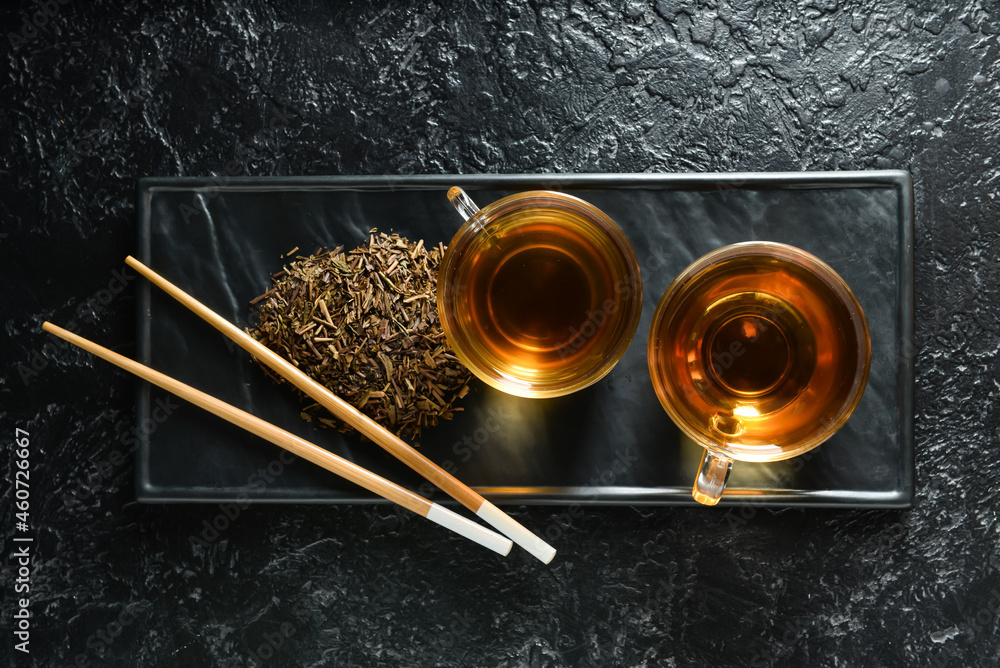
45, 256, 556, 563
44, 321, 511, 556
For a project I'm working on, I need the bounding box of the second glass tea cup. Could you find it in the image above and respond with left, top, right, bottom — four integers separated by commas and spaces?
647, 242, 871, 505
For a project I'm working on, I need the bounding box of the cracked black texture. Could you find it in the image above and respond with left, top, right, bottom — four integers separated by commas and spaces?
1, 1, 999, 666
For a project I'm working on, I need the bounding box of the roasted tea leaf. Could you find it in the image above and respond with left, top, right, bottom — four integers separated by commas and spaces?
249, 229, 472, 440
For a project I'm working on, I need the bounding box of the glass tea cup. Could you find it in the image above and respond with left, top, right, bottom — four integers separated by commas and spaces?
438, 187, 643, 398
647, 242, 871, 505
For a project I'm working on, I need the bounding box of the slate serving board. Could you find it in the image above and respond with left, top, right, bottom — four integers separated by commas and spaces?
135, 172, 913, 507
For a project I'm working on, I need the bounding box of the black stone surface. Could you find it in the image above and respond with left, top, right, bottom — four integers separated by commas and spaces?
1, 1, 997, 666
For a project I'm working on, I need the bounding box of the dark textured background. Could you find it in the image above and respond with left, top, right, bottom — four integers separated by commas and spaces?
1, 1, 997, 666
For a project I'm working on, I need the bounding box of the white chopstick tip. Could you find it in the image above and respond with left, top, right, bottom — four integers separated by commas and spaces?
476, 500, 556, 564
426, 503, 513, 557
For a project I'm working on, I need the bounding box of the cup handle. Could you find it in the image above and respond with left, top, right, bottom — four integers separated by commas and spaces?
692, 450, 734, 506
447, 186, 480, 222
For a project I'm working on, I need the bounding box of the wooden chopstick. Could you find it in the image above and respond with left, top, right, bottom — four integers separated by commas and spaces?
125, 255, 556, 564
41, 322, 512, 557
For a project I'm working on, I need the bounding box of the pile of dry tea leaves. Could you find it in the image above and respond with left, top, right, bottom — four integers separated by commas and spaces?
248, 230, 472, 440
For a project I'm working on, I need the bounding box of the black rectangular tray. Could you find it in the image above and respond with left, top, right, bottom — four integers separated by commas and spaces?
135, 172, 914, 507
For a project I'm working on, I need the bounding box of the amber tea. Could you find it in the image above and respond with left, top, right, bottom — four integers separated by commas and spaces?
439, 189, 642, 398
455, 216, 630, 369
648, 242, 870, 504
